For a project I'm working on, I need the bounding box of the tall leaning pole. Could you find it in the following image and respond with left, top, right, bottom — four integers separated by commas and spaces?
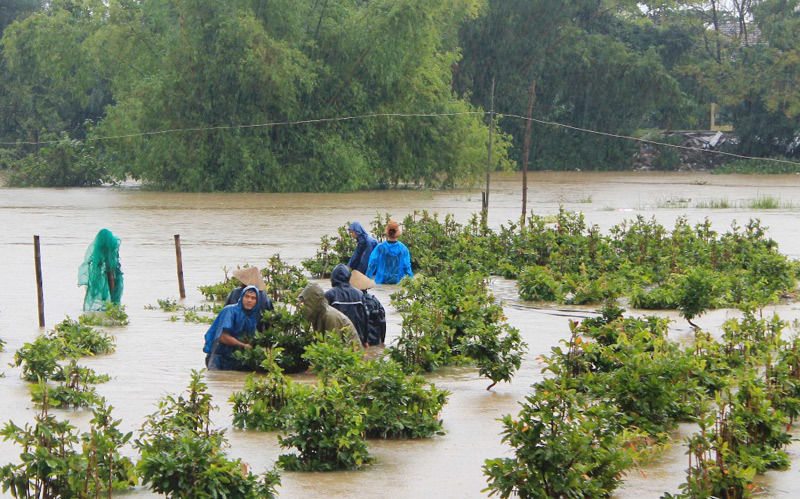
483, 77, 496, 218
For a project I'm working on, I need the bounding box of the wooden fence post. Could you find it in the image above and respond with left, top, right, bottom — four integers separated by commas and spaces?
33, 235, 45, 327
174, 234, 186, 299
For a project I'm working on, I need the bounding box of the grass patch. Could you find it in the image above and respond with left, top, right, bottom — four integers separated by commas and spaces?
695, 198, 732, 209
653, 197, 691, 209
745, 196, 792, 210
713, 158, 800, 174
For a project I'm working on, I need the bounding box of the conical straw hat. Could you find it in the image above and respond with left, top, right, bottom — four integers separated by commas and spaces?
232, 266, 266, 291
350, 269, 375, 290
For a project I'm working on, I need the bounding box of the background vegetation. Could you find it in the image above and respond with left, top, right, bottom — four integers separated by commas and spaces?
1, 0, 799, 189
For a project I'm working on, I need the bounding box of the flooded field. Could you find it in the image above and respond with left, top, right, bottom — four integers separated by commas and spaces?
2, 171, 800, 497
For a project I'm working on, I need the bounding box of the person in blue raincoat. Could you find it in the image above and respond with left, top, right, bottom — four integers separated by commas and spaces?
347, 222, 378, 275
203, 285, 260, 370
224, 266, 273, 332
366, 220, 413, 285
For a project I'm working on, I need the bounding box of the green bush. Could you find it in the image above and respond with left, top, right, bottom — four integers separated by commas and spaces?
277, 380, 373, 471
5, 132, 111, 187
136, 370, 280, 498
484, 380, 635, 498
389, 272, 527, 388
517, 265, 560, 301
231, 351, 311, 432
79, 302, 130, 326
0, 397, 136, 497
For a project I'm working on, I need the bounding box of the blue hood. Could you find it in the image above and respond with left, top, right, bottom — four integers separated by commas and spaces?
349, 222, 369, 242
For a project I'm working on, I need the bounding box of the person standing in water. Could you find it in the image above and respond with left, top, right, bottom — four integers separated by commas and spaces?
366, 221, 413, 284
78, 229, 124, 312
225, 266, 274, 332
347, 221, 378, 275
203, 285, 260, 370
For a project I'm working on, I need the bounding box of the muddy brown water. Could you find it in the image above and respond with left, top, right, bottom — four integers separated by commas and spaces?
2, 171, 800, 498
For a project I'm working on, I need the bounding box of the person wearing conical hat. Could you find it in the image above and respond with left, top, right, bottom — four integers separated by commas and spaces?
224, 266, 273, 332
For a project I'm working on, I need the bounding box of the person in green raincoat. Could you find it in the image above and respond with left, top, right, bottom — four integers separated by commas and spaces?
297, 283, 364, 350
78, 229, 123, 312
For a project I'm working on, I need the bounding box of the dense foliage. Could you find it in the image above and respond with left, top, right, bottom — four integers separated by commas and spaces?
305, 211, 800, 320
0, 0, 506, 189
0, 398, 137, 497
3, 1, 799, 187
135, 370, 280, 498
485, 306, 799, 498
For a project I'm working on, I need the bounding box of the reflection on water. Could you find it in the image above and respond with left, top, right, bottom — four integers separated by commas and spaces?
2, 172, 800, 497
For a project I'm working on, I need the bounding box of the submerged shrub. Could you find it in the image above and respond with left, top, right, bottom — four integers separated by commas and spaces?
79, 302, 130, 326
277, 380, 373, 471
235, 306, 314, 374
50, 318, 115, 356
136, 370, 280, 498
231, 350, 311, 432
390, 272, 527, 387
484, 379, 635, 498
0, 396, 136, 497
517, 265, 560, 301
304, 335, 449, 439
302, 226, 355, 278
30, 360, 110, 409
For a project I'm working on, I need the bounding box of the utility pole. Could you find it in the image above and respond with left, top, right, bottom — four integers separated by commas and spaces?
483, 77, 496, 217
521, 80, 536, 223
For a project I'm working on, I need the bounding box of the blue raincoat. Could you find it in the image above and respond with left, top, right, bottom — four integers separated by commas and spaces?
366, 240, 413, 284
224, 287, 273, 331
203, 285, 261, 370
347, 222, 378, 275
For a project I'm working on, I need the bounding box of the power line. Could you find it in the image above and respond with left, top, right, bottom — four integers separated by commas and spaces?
501, 113, 800, 167
0, 112, 484, 146
2, 109, 800, 168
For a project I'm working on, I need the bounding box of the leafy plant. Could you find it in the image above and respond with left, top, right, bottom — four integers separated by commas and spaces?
50, 318, 115, 356
484, 379, 635, 498
301, 225, 355, 278
235, 306, 313, 374
231, 350, 310, 431
30, 360, 109, 409
389, 272, 526, 387
136, 370, 280, 498
0, 391, 136, 497
277, 380, 373, 472
79, 302, 130, 326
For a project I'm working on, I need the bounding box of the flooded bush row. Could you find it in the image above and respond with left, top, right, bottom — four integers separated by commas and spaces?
3, 173, 800, 497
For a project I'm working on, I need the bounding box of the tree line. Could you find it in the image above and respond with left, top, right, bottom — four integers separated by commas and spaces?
0, 0, 798, 190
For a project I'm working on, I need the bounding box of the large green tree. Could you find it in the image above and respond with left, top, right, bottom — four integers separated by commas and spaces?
93, 0, 506, 190
455, 0, 687, 170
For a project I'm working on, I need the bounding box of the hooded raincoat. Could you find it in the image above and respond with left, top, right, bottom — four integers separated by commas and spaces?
347, 222, 378, 275
78, 229, 123, 312
203, 285, 261, 370
325, 264, 368, 344
225, 287, 274, 332
299, 283, 361, 348
366, 240, 413, 284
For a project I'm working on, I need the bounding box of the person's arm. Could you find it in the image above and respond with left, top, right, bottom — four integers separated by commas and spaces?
348, 240, 364, 269
403, 246, 413, 278
218, 331, 252, 349
366, 245, 380, 279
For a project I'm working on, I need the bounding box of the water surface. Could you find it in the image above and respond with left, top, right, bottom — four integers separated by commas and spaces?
2, 171, 800, 497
